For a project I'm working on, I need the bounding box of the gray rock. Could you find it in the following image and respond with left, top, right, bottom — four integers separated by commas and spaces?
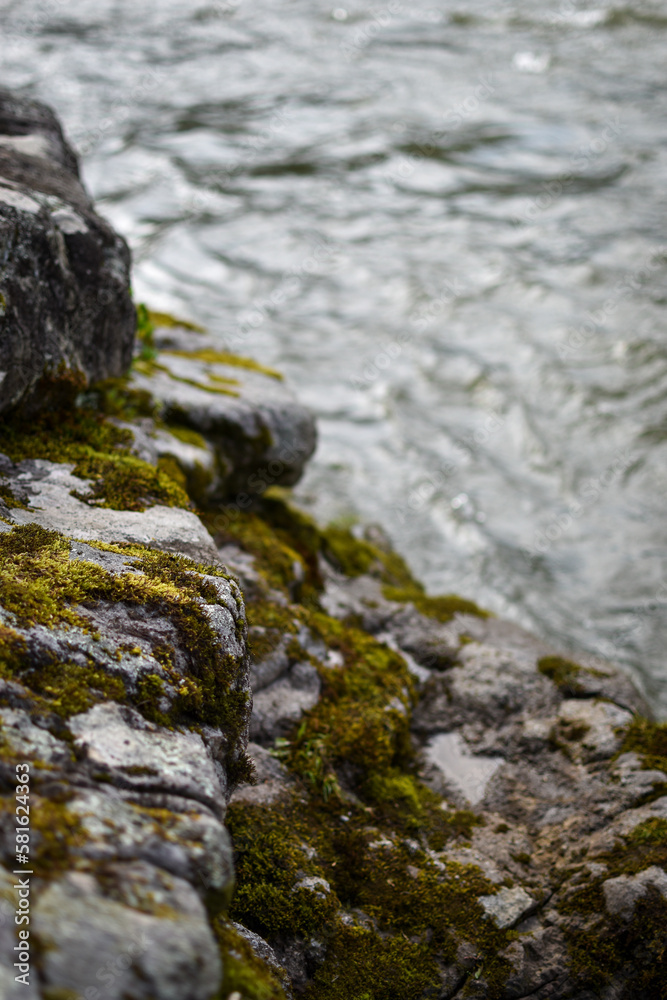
231, 922, 294, 999
68, 787, 233, 899
33, 869, 221, 1000
0, 89, 134, 415
602, 866, 667, 921
249, 632, 292, 692
250, 661, 321, 743
478, 886, 535, 929
2, 457, 219, 562
0, 707, 71, 765
69, 702, 228, 817
230, 742, 295, 808
128, 325, 316, 499
0, 866, 40, 1000
423, 731, 504, 806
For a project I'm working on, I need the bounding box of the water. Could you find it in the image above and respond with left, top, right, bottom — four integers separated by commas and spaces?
2, 0, 667, 712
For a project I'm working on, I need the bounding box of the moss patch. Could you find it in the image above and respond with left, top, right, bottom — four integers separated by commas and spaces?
383, 586, 490, 623
305, 925, 441, 1000
0, 526, 249, 764
214, 918, 288, 1000
164, 348, 283, 381
537, 656, 585, 695
228, 594, 512, 997
207, 495, 420, 605
620, 716, 667, 774
0, 404, 189, 512
558, 812, 667, 996
0, 483, 28, 509
321, 524, 416, 590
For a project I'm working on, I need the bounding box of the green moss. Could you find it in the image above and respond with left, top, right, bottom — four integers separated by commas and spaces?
305, 925, 441, 1000
133, 358, 240, 397
284, 615, 414, 792
0, 402, 189, 512
322, 525, 417, 590
627, 818, 667, 846
164, 424, 208, 449
228, 786, 512, 999
214, 919, 288, 1000
207, 496, 420, 609
0, 403, 132, 465
0, 526, 249, 757
224, 576, 516, 998
145, 308, 206, 332
441, 808, 485, 841
558, 810, 667, 995
16, 659, 126, 719
164, 348, 283, 381
227, 803, 340, 938
71, 452, 190, 511
383, 586, 490, 623
28, 796, 86, 875
537, 656, 585, 695
0, 483, 28, 509
206, 505, 316, 600
620, 716, 667, 774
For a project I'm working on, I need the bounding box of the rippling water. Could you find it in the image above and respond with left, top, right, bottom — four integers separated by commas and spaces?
3, 0, 667, 710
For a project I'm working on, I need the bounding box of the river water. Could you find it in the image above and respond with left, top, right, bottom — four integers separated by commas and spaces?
2, 0, 667, 711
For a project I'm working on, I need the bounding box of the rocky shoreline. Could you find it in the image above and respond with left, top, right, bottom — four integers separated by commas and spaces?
1, 90, 666, 1000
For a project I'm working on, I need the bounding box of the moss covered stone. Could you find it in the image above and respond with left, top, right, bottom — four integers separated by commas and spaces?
0, 405, 189, 512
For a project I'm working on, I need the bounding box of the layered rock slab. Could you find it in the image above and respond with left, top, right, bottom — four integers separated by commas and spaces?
128, 324, 317, 500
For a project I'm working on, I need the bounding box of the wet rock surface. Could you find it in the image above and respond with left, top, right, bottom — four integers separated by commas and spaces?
0, 89, 134, 415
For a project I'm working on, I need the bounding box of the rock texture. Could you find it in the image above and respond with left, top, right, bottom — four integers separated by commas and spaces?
0, 455, 219, 563
218, 522, 667, 1000
0, 88, 134, 414
128, 323, 317, 501
0, 522, 250, 1000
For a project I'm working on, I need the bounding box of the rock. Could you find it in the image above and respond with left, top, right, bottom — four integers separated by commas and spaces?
603, 866, 667, 921
128, 325, 316, 500
68, 702, 228, 817
423, 731, 504, 806
0, 457, 219, 562
0, 499, 251, 999
0, 706, 72, 765
0, 89, 134, 415
230, 922, 293, 998
230, 742, 295, 808
250, 661, 321, 743
32, 868, 221, 1000
478, 886, 535, 928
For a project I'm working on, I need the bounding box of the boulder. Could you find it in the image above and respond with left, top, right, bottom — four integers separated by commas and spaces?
0, 88, 135, 414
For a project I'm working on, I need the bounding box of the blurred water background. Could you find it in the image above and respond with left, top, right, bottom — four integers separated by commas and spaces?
2, 0, 667, 711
